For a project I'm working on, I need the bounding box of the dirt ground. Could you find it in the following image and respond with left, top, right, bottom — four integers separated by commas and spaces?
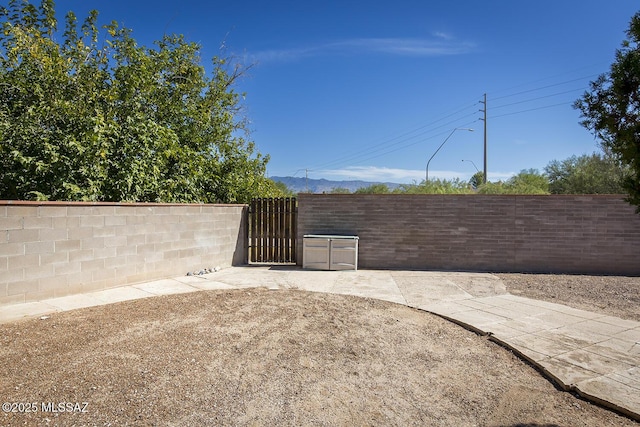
1, 276, 638, 426
498, 273, 640, 322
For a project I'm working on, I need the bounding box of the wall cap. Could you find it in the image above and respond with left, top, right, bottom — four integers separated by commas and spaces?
0, 200, 247, 207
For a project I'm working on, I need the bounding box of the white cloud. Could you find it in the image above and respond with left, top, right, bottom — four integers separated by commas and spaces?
433, 31, 453, 40
331, 38, 474, 56
314, 166, 517, 184
247, 36, 475, 64
488, 171, 517, 181
320, 166, 423, 182
244, 45, 321, 63
319, 166, 465, 183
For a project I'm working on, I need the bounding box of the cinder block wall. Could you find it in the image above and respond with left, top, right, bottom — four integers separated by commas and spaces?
0, 201, 247, 306
297, 194, 640, 275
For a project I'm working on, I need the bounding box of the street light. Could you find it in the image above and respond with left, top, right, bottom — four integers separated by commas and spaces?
426, 128, 474, 182
461, 159, 479, 173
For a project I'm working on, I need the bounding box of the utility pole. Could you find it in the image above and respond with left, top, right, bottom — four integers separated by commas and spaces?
479, 93, 487, 184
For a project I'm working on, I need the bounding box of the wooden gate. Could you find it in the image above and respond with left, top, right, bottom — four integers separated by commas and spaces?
249, 197, 297, 263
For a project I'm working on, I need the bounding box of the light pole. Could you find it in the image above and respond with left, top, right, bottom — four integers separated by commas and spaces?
461, 159, 479, 173
426, 128, 474, 182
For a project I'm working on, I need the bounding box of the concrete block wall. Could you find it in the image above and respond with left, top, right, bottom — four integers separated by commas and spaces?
297, 194, 640, 275
0, 201, 247, 306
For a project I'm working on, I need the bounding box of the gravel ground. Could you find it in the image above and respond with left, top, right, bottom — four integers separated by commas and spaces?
1, 283, 638, 426
498, 273, 640, 322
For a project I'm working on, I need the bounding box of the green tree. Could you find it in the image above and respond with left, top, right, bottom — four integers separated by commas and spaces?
575, 11, 640, 211
468, 171, 485, 190
477, 169, 549, 194
269, 180, 296, 197
0, 0, 270, 203
398, 178, 472, 194
545, 153, 628, 194
354, 183, 390, 194
508, 169, 549, 194
329, 187, 351, 194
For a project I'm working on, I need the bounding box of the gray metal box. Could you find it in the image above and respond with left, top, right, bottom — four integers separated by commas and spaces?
303, 235, 358, 270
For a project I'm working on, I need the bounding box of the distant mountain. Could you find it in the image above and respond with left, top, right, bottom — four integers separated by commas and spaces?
270, 176, 402, 193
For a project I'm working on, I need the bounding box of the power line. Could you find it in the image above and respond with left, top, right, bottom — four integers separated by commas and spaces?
491, 74, 598, 101
490, 101, 571, 119
487, 60, 607, 98
492, 87, 586, 110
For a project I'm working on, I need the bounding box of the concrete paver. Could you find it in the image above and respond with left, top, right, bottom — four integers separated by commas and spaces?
536, 356, 603, 385
0, 301, 58, 322
132, 278, 198, 295
90, 286, 156, 304
44, 293, 110, 311
0, 266, 638, 421
578, 375, 640, 420
504, 332, 590, 358
596, 338, 640, 358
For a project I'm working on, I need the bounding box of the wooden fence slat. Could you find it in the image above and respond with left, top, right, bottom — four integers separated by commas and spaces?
292, 197, 297, 262
279, 198, 285, 262
273, 198, 278, 263
274, 198, 279, 262
284, 198, 291, 262
249, 199, 256, 262
267, 197, 272, 262
259, 198, 264, 262
269, 198, 273, 263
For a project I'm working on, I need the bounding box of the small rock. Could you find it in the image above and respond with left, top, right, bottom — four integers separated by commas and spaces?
186, 272, 193, 276
40, 316, 50, 320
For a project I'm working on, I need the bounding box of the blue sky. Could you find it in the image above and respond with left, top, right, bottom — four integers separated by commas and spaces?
52, 1, 639, 183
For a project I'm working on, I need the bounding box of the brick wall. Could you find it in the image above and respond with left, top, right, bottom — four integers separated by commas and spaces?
0, 201, 247, 306
297, 194, 640, 275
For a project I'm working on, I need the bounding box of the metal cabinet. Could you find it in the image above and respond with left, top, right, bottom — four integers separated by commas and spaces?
303, 235, 358, 270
